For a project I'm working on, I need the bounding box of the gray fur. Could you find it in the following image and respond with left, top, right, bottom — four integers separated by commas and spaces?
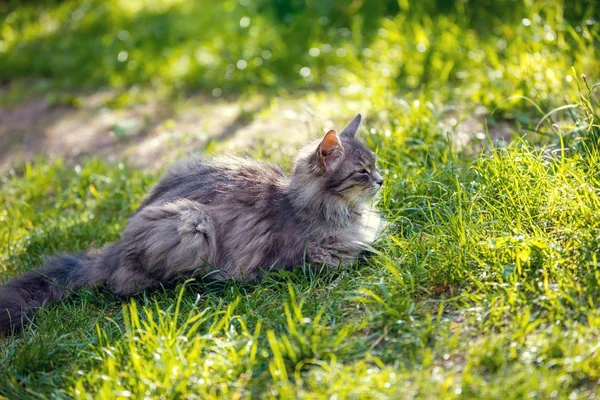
340, 113, 362, 138
0, 115, 385, 332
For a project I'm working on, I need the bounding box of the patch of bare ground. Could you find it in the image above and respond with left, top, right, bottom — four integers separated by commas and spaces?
0, 91, 333, 174
0, 91, 519, 174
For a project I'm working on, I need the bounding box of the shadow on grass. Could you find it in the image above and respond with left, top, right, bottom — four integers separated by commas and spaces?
0, 1, 397, 90
3, 0, 594, 94
4, 0, 571, 93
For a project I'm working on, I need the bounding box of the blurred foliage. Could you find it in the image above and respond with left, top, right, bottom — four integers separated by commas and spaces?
0, 0, 598, 113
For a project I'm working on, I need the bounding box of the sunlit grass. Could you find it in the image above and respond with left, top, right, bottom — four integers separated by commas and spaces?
1, 0, 600, 398
1, 87, 599, 397
1, 0, 598, 115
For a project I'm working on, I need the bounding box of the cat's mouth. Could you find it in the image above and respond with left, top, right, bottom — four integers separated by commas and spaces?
341, 185, 380, 204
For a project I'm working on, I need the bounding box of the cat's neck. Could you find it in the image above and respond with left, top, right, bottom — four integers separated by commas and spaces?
286, 179, 362, 229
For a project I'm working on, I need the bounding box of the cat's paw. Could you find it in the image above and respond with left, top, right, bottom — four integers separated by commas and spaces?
173, 208, 217, 272
307, 246, 342, 268
178, 209, 213, 240
193, 219, 214, 245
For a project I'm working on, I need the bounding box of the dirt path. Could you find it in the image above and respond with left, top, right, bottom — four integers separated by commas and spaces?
0, 90, 515, 174
0, 90, 323, 173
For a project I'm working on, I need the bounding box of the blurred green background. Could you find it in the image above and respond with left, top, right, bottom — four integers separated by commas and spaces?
1, 0, 598, 111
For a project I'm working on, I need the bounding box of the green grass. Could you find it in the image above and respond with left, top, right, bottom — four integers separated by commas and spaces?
1, 0, 598, 114
1, 0, 600, 398
1, 92, 599, 397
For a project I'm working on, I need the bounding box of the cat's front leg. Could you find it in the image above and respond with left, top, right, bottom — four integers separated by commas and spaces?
306, 238, 364, 269
306, 244, 342, 268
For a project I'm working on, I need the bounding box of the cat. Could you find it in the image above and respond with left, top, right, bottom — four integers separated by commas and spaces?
0, 114, 385, 332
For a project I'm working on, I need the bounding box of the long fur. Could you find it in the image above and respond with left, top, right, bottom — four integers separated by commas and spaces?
0, 115, 385, 332
0, 253, 106, 331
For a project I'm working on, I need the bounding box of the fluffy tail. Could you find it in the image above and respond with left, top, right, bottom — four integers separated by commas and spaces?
0, 252, 106, 332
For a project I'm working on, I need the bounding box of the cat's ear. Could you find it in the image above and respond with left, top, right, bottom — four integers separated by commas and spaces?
318, 130, 344, 171
340, 114, 362, 138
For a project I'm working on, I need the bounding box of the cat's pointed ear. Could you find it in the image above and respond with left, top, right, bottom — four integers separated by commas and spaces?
340, 114, 362, 138
318, 130, 344, 171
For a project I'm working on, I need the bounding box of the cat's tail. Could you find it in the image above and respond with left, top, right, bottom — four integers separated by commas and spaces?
0, 251, 108, 332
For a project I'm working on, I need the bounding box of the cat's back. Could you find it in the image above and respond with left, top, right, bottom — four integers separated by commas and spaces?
139, 155, 288, 208
210, 155, 287, 185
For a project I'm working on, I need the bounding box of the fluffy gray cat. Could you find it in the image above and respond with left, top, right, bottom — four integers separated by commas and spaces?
0, 114, 384, 332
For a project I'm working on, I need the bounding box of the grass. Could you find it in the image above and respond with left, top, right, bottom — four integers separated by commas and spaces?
1, 0, 600, 398
1, 0, 598, 114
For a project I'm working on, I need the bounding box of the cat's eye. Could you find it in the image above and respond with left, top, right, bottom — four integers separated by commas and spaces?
359, 168, 370, 175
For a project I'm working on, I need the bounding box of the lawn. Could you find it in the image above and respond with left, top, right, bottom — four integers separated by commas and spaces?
1, 0, 600, 398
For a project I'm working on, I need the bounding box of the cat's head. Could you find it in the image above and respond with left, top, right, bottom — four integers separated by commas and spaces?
292, 114, 383, 205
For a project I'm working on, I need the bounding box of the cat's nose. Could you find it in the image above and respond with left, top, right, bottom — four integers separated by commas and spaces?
376, 177, 384, 186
